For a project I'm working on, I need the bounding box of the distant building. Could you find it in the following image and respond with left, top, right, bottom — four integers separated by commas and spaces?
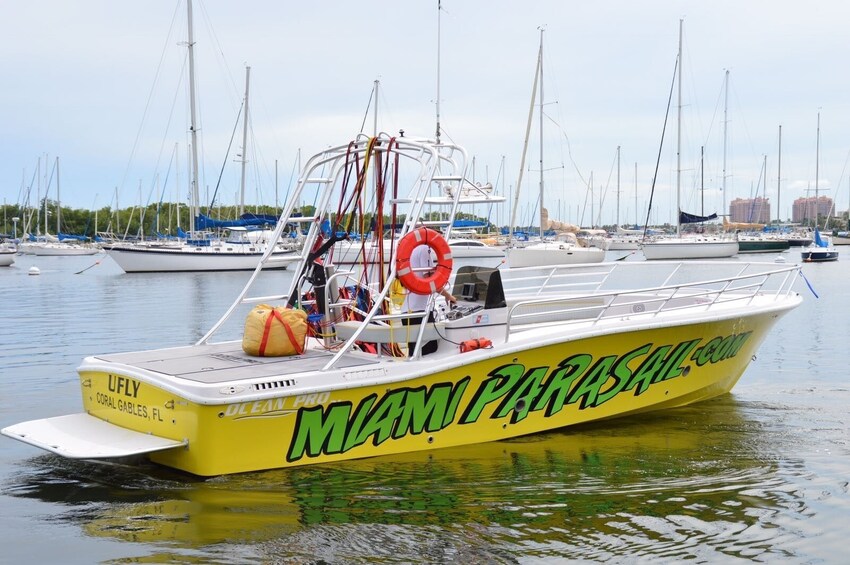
792, 196, 833, 223
729, 197, 771, 223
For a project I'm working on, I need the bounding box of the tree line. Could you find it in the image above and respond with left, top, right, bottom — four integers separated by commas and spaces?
0, 201, 499, 239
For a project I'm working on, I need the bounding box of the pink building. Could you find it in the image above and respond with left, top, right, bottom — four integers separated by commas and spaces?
792, 196, 833, 224
729, 197, 770, 223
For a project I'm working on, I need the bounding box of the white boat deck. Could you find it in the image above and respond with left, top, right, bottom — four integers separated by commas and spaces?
91, 341, 376, 385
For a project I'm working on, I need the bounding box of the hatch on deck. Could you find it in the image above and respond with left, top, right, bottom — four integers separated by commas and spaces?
1, 413, 186, 459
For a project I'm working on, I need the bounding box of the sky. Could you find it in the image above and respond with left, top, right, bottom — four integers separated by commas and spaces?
3, 0, 850, 229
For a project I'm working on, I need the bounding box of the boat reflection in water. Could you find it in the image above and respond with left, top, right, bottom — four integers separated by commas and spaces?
6, 395, 805, 562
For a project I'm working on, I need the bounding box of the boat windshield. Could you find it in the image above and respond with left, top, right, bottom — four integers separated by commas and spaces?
452, 266, 506, 309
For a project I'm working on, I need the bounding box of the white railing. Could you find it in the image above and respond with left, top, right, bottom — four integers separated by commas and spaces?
501, 261, 802, 340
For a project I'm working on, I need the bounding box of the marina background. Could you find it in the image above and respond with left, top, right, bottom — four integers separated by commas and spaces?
1, 251, 848, 563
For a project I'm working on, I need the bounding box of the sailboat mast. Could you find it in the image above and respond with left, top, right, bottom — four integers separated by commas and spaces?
174, 142, 179, 232
722, 69, 729, 222
373, 78, 379, 136
700, 146, 704, 217
815, 111, 820, 228
762, 155, 767, 222
777, 124, 781, 224
676, 19, 683, 237
56, 156, 60, 235
616, 145, 621, 226
239, 65, 251, 217
187, 0, 200, 228
435, 1, 441, 143
35, 157, 41, 235
510, 31, 542, 242
538, 27, 545, 239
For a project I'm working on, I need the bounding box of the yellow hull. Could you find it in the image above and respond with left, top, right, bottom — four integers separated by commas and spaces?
79, 313, 777, 476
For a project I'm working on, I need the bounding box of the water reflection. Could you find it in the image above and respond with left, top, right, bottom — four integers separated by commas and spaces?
4, 396, 810, 561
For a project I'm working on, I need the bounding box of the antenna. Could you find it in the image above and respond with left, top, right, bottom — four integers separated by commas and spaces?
435, 1, 442, 143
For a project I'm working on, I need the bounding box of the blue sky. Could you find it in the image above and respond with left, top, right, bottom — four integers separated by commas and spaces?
3, 1, 850, 227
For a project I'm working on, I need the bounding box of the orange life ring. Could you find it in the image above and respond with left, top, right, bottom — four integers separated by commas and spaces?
396, 227, 453, 295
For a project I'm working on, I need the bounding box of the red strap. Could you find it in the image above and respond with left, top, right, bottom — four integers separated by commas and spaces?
277, 311, 304, 355
258, 309, 304, 356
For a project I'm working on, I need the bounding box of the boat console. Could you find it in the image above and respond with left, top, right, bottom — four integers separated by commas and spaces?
441, 266, 508, 345
446, 303, 484, 320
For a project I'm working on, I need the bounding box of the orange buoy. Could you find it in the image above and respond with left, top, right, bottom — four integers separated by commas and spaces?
396, 227, 453, 295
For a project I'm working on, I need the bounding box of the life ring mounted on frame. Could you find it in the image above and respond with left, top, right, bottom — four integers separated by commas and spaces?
395, 227, 453, 296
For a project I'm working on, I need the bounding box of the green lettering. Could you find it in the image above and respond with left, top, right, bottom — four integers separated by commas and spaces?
394, 378, 470, 438
625, 345, 670, 395
342, 395, 378, 451
726, 332, 752, 358
461, 364, 525, 424
287, 402, 353, 462
710, 335, 736, 363
567, 355, 617, 409
694, 337, 721, 366
497, 367, 548, 422
596, 344, 652, 405
656, 339, 700, 381
353, 391, 406, 447
532, 354, 593, 417
443, 377, 470, 427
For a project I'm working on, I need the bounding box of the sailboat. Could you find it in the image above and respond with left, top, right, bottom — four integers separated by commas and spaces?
505, 29, 605, 268
802, 227, 837, 262
640, 22, 738, 261
103, 1, 299, 273
801, 112, 838, 262
26, 157, 100, 256
603, 149, 641, 251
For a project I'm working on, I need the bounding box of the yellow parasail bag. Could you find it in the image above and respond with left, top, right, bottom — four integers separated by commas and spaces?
242, 304, 308, 357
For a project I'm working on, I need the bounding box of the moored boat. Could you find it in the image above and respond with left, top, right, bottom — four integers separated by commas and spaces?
801, 228, 838, 262
641, 22, 738, 262
735, 234, 790, 254
784, 234, 812, 247
447, 238, 505, 259
103, 235, 299, 272
1, 134, 803, 476
0, 243, 15, 267
506, 235, 606, 267
641, 236, 739, 260
829, 231, 850, 245
28, 241, 100, 256
799, 116, 836, 263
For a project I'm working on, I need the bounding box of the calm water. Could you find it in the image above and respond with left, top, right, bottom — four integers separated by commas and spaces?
1, 251, 848, 564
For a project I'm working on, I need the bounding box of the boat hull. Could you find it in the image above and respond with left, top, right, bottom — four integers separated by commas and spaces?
0, 251, 14, 267
29, 244, 100, 256
63, 307, 790, 476
801, 248, 838, 262
641, 240, 739, 260
506, 245, 605, 267
606, 238, 640, 251
104, 244, 297, 272
736, 239, 791, 253
785, 237, 812, 247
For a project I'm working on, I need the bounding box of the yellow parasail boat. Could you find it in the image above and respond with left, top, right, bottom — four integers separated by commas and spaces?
2, 135, 803, 476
